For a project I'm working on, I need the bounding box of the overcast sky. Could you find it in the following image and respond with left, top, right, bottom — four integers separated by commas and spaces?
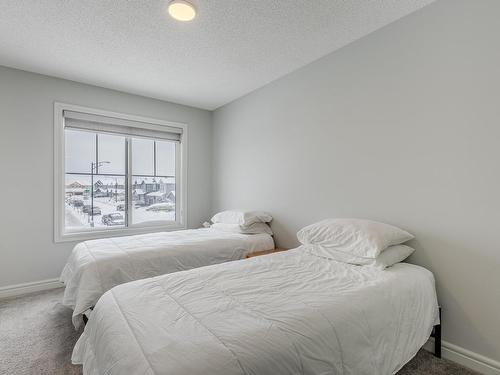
65, 130, 176, 177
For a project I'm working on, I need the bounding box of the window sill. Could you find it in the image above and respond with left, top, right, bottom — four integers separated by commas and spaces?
55, 222, 186, 243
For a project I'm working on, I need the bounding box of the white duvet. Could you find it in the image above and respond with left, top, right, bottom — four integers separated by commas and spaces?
73, 247, 439, 375
60, 228, 274, 328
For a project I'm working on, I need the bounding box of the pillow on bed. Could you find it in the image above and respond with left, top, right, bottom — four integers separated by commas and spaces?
304, 244, 414, 267
297, 218, 413, 259
304, 245, 374, 265
211, 222, 273, 235
370, 244, 415, 269
211, 210, 272, 226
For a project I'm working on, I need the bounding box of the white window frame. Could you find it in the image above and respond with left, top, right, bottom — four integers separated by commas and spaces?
54, 102, 188, 243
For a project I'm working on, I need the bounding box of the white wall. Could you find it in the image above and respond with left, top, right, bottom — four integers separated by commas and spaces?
0, 66, 212, 288
213, 0, 500, 365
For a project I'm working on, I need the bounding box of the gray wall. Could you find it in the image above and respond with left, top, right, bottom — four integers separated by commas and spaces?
213, 0, 500, 363
0, 66, 212, 288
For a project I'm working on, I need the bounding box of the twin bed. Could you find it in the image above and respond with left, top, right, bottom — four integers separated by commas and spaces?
61, 215, 440, 375
61, 227, 274, 327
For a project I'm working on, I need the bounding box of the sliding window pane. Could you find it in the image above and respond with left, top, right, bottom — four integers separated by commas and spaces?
131, 176, 175, 224
65, 130, 95, 174
131, 138, 154, 175
98, 134, 126, 174
65, 174, 126, 231
156, 141, 176, 177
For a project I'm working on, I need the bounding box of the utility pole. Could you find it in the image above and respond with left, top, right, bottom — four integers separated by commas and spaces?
90, 161, 110, 227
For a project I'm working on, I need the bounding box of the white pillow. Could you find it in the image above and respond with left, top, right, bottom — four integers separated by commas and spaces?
304, 244, 414, 267
370, 245, 415, 269
304, 245, 374, 265
211, 222, 273, 235
211, 210, 272, 226
297, 218, 413, 259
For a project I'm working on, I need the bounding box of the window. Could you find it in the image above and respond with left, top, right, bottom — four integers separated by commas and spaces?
54, 103, 187, 242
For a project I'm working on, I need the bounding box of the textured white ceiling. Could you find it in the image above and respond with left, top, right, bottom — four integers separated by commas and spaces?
0, 0, 435, 110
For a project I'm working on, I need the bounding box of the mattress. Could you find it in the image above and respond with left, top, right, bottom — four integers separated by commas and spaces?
72, 247, 439, 375
60, 228, 274, 328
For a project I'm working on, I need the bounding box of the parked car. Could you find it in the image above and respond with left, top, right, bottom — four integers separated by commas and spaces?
91, 207, 102, 215
102, 213, 125, 226
72, 199, 84, 207
116, 203, 126, 211
83, 205, 101, 215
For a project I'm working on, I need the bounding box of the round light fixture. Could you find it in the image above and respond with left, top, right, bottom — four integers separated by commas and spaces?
168, 0, 196, 22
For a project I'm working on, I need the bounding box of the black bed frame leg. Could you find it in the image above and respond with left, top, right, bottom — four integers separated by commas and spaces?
433, 306, 442, 358
82, 307, 93, 326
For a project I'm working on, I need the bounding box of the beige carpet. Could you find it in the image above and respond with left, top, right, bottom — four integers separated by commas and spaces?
0, 289, 478, 375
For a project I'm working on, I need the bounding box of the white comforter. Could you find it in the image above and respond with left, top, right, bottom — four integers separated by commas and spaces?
60, 228, 274, 328
73, 247, 439, 375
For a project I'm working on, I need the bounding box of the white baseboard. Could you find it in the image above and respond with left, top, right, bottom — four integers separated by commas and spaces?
424, 338, 500, 375
0, 278, 64, 300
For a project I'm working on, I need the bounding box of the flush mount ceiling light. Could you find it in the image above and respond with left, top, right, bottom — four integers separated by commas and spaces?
168, 0, 196, 22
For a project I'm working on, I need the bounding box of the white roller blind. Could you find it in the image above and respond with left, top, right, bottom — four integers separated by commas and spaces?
63, 110, 182, 142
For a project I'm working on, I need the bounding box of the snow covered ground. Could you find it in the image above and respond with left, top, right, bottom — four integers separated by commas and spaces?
133, 204, 175, 224
65, 197, 175, 231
